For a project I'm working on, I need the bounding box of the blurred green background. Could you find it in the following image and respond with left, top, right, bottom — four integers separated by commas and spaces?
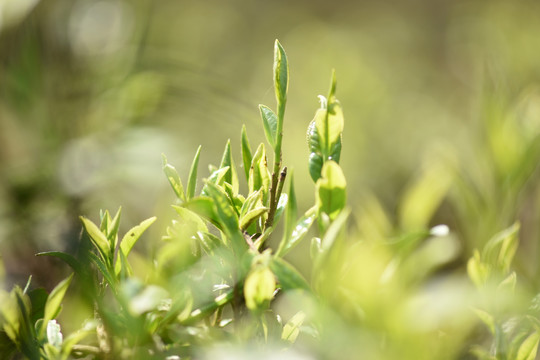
2, 0, 540, 290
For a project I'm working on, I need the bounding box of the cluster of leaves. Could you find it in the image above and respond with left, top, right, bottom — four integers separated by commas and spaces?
1, 40, 540, 360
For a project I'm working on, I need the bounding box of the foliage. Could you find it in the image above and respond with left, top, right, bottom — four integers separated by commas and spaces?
2, 40, 540, 360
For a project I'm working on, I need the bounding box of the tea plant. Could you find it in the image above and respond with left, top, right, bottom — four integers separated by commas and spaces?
1, 40, 540, 360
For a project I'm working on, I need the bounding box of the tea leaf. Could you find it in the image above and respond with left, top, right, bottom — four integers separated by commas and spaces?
260, 104, 278, 148
316, 161, 346, 220
184, 196, 220, 228
80, 217, 110, 262
517, 331, 540, 360
115, 216, 157, 275
40, 274, 73, 339
283, 172, 297, 242
187, 145, 202, 200
249, 143, 271, 202
270, 257, 310, 292
241, 125, 253, 182
273, 39, 288, 106
162, 154, 186, 202
119, 216, 157, 258
36, 252, 83, 275
277, 206, 317, 257
219, 140, 239, 194
240, 207, 268, 231
282, 311, 306, 344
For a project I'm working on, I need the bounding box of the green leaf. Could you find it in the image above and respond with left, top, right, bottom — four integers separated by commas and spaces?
40, 274, 73, 339
219, 140, 239, 194
274, 193, 288, 225
473, 308, 496, 334
204, 182, 246, 255
195, 231, 222, 255
201, 166, 230, 196
36, 252, 83, 275
240, 189, 263, 218
259, 104, 278, 148
172, 206, 208, 233
270, 257, 310, 292
517, 331, 540, 360
240, 207, 268, 231
307, 72, 343, 182
187, 145, 202, 200
80, 217, 110, 262
119, 217, 157, 259
162, 154, 186, 201
273, 39, 289, 105
184, 196, 220, 228
249, 143, 271, 203
241, 125, 253, 182
313, 209, 350, 273
115, 217, 157, 275
88, 252, 116, 290
467, 250, 490, 288
282, 311, 306, 344
108, 207, 122, 242
483, 222, 520, 273
283, 172, 298, 241
277, 206, 317, 257
316, 161, 346, 220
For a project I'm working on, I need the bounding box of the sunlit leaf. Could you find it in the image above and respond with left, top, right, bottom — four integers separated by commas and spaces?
273, 39, 288, 105
270, 257, 310, 292
240, 207, 268, 231
282, 311, 306, 344
517, 331, 540, 360
40, 274, 73, 339
162, 154, 185, 201
260, 104, 278, 148
219, 140, 239, 194
187, 145, 202, 200
80, 217, 110, 262
241, 125, 253, 182
316, 161, 346, 220
277, 206, 317, 257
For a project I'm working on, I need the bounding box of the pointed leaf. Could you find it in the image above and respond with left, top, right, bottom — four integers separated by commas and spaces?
119, 217, 157, 258
316, 161, 346, 220
259, 104, 278, 148
184, 197, 220, 228
201, 166, 230, 196
282, 311, 306, 344
270, 257, 310, 292
162, 154, 185, 201
36, 252, 83, 275
274, 193, 288, 225
88, 252, 116, 289
283, 172, 297, 243
240, 207, 269, 231
40, 274, 73, 338
204, 182, 246, 255
277, 206, 317, 257
273, 39, 289, 105
517, 332, 540, 360
187, 145, 202, 200
241, 125, 253, 182
80, 217, 110, 261
219, 140, 239, 194
172, 206, 208, 233
115, 217, 157, 275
